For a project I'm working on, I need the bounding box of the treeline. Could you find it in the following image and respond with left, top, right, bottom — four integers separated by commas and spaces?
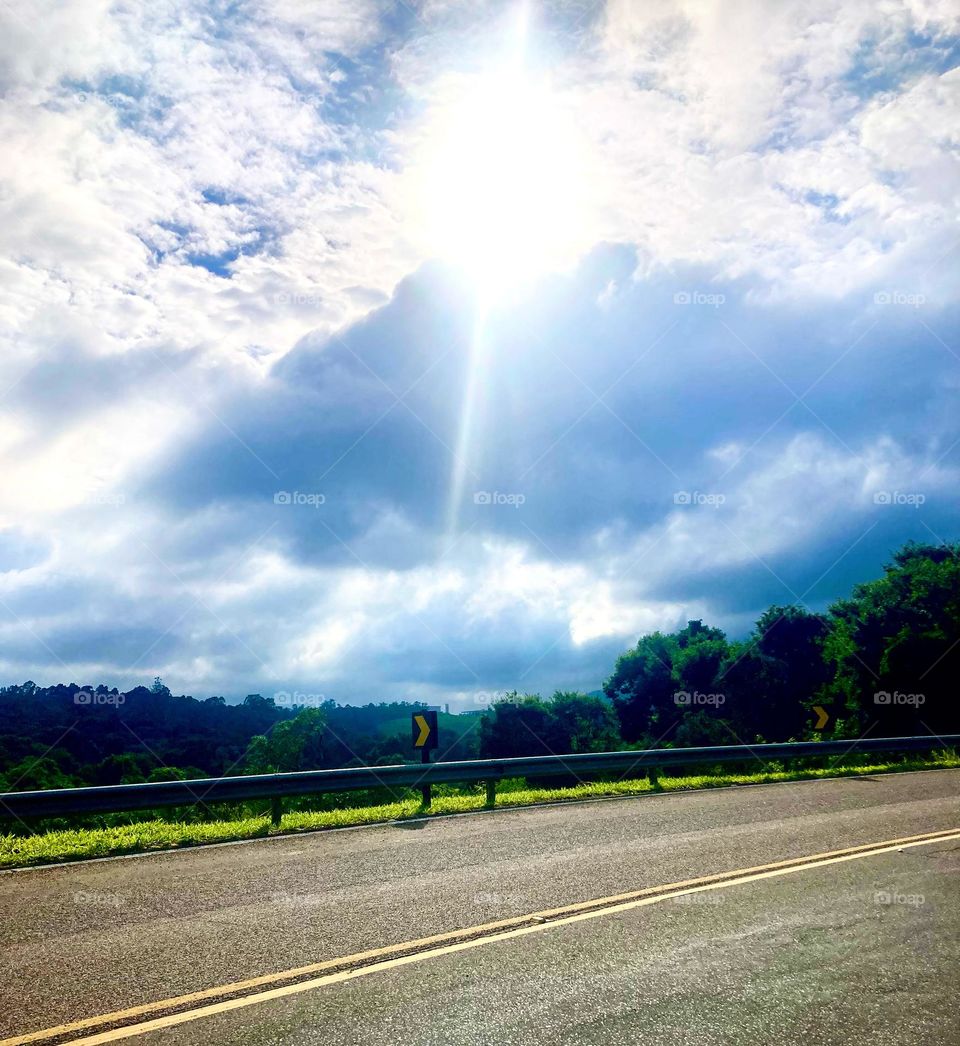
0, 684, 478, 792
0, 542, 957, 792
479, 542, 959, 757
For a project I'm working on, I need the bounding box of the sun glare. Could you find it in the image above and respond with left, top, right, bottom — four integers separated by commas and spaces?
411, 5, 597, 537
414, 55, 590, 297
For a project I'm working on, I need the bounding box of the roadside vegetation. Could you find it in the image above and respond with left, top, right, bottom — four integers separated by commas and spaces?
1, 542, 958, 868
3, 752, 957, 869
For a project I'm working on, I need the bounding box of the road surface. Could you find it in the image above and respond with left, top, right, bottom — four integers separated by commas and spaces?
1, 769, 958, 1044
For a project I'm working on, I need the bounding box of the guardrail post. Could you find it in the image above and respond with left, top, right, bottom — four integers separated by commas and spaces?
648, 767, 662, 792
270, 796, 283, 827
485, 779, 496, 807
420, 749, 431, 808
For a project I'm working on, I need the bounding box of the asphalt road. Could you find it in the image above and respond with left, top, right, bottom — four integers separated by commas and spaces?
2, 769, 958, 1044
147, 836, 960, 1046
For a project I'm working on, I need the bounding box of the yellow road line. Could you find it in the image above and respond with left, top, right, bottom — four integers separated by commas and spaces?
6, 827, 958, 1046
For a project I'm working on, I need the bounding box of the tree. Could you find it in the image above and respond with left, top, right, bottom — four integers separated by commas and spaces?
605, 621, 731, 743
242, 693, 275, 709
549, 692, 621, 752
479, 692, 621, 758
672, 710, 733, 748
673, 621, 729, 694
604, 632, 677, 742
242, 708, 326, 773
147, 766, 190, 782
822, 543, 960, 736
91, 753, 150, 785
722, 607, 830, 741
479, 694, 561, 758
0, 754, 75, 792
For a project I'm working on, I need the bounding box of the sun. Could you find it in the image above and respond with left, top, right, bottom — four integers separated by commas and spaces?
403, 5, 598, 535
411, 52, 591, 298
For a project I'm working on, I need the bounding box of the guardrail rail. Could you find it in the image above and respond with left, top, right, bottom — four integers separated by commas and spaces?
1, 735, 956, 826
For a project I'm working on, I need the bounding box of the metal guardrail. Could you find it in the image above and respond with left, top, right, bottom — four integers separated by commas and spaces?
1, 735, 956, 823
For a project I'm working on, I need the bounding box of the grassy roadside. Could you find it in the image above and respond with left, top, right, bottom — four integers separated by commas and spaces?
2, 754, 958, 870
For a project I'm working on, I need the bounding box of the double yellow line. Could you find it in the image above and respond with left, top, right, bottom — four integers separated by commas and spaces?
6, 827, 958, 1046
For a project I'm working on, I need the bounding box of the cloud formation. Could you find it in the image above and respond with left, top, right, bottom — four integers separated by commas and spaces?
1, 0, 958, 705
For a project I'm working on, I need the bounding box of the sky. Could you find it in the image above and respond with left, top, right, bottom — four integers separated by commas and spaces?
0, 0, 958, 708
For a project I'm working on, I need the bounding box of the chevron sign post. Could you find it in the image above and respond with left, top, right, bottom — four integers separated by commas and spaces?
412, 710, 439, 807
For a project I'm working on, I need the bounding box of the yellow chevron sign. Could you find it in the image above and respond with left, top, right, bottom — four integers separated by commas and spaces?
813, 706, 829, 731
412, 710, 438, 750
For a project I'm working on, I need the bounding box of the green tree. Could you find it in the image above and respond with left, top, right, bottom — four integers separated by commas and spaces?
604, 632, 677, 742
242, 708, 326, 773
822, 543, 960, 736
91, 753, 150, 785
242, 693, 275, 709
479, 694, 560, 758
0, 754, 75, 792
147, 766, 190, 782
605, 621, 730, 743
479, 692, 621, 758
549, 691, 621, 752
722, 606, 829, 741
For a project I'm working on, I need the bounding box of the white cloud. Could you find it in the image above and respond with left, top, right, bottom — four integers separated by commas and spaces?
561, 0, 960, 296
1, 0, 958, 700
0, 0, 414, 380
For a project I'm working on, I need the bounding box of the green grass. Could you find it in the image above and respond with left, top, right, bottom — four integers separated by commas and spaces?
2, 754, 957, 870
